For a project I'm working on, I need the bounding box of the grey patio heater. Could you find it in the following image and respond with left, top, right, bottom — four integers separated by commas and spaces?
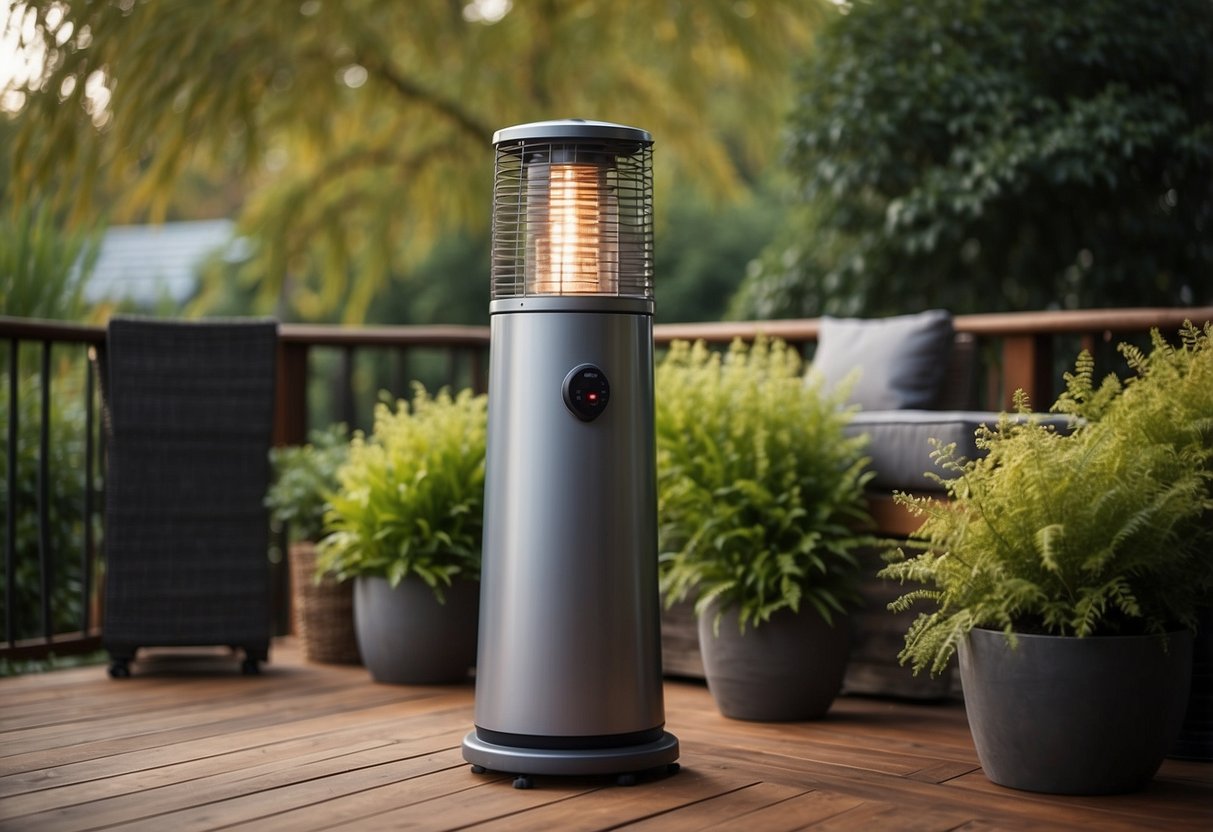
461, 119, 679, 789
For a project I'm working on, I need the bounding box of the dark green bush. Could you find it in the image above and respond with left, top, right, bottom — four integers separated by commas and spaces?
736, 0, 1213, 318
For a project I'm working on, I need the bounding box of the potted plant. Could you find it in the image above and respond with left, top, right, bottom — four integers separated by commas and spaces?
318, 384, 487, 684
266, 423, 357, 664
881, 322, 1213, 794
1058, 323, 1213, 763
657, 337, 876, 720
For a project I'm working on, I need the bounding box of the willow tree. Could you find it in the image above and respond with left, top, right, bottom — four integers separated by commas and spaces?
6, 0, 823, 321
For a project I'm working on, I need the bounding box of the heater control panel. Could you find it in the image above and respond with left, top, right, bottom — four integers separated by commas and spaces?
563, 364, 610, 422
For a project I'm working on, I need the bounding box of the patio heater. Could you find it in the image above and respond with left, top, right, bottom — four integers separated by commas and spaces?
461, 119, 679, 789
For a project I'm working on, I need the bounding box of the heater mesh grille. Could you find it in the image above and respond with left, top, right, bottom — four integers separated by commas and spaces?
492, 140, 653, 300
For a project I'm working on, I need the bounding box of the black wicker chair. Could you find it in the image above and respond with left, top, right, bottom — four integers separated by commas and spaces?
100, 316, 278, 677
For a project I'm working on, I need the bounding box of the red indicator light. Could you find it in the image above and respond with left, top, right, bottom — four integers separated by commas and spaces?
587, 392, 598, 403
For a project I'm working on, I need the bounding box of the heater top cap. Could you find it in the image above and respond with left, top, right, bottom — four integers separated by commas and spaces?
492, 119, 652, 147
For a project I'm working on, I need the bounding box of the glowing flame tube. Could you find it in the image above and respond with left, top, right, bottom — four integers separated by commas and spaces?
526, 162, 619, 295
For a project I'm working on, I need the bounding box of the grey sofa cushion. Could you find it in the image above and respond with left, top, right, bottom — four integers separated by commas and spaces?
811, 309, 954, 410
846, 410, 1074, 492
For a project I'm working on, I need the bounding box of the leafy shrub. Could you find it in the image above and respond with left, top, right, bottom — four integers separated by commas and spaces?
882, 324, 1213, 675
736, 0, 1213, 318
1056, 321, 1213, 458
317, 385, 486, 599
656, 337, 875, 632
265, 423, 350, 543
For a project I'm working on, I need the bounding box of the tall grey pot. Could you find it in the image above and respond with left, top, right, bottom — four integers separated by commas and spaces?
698, 601, 851, 721
354, 576, 479, 684
960, 627, 1193, 795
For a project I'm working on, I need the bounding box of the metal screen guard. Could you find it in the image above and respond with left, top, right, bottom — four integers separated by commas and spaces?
491, 140, 653, 300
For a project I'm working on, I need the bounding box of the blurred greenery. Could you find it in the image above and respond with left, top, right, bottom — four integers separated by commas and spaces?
657, 181, 784, 323
0, 202, 100, 320
0, 114, 104, 649
0, 650, 108, 678
734, 0, 1213, 319
7, 0, 826, 324
266, 423, 350, 543
0, 367, 98, 644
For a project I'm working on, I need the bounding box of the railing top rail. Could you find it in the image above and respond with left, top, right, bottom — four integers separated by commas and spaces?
278, 323, 490, 348
952, 307, 1213, 336
5, 307, 1210, 350
654, 319, 821, 344
0, 318, 494, 349
652, 307, 1213, 346
0, 316, 105, 344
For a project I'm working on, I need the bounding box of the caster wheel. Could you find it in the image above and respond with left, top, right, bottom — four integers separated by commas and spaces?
470, 765, 487, 774
241, 658, 261, 676
617, 773, 637, 787
667, 762, 681, 775
513, 775, 533, 790
108, 660, 130, 679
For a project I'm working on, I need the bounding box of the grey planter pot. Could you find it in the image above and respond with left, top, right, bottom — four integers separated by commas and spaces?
354, 575, 479, 684
960, 627, 1194, 795
1170, 605, 1212, 761
698, 601, 851, 721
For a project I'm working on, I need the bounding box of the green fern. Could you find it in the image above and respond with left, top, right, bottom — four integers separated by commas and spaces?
657, 337, 878, 633
881, 323, 1213, 675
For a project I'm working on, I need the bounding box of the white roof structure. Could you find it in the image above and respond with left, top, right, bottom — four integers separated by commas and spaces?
84, 219, 243, 305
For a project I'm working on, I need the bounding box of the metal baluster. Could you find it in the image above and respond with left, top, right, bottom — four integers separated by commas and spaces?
39, 341, 52, 643
5, 339, 18, 647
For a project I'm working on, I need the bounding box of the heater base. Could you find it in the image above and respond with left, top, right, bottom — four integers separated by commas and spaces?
461, 730, 679, 781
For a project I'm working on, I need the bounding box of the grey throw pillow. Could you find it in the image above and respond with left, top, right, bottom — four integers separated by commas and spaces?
810, 309, 954, 410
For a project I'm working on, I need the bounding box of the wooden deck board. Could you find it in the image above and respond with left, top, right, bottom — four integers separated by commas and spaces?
1, 639, 1209, 831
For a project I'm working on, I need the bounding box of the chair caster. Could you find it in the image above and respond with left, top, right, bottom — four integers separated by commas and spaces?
108, 660, 131, 679
241, 658, 261, 676
512, 775, 533, 790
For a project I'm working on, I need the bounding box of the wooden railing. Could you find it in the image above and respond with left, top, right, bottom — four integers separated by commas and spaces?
273, 323, 489, 447
3, 306, 1210, 663
656, 307, 1213, 410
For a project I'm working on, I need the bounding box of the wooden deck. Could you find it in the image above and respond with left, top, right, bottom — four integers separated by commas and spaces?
2, 640, 1209, 831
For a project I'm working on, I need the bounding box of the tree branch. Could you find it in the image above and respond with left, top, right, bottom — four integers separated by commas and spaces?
357, 53, 494, 146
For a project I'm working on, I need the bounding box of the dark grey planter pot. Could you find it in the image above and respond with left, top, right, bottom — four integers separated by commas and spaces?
354, 576, 479, 684
1170, 605, 1212, 761
698, 601, 851, 721
960, 627, 1193, 795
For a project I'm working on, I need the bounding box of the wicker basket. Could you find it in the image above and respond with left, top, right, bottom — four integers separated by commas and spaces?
289, 541, 361, 664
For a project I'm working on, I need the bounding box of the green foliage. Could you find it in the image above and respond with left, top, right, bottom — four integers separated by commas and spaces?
1057, 322, 1213, 458
265, 423, 350, 543
656, 337, 875, 632
656, 183, 785, 324
0, 650, 108, 678
317, 385, 486, 598
9, 0, 824, 323
735, 0, 1213, 318
1, 202, 99, 320
881, 325, 1213, 675
0, 369, 97, 642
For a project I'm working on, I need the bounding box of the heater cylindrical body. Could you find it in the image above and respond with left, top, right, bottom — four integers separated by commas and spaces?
473, 295, 665, 744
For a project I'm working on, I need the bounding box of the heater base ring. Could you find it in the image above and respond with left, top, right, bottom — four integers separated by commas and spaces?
461, 730, 679, 779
